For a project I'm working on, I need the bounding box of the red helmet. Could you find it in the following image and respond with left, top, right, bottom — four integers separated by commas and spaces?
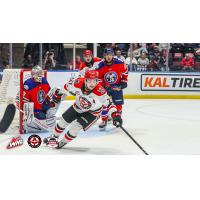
85, 70, 98, 80
84, 50, 92, 56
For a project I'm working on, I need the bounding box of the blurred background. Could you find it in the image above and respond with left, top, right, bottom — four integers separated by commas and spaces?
0, 43, 199, 72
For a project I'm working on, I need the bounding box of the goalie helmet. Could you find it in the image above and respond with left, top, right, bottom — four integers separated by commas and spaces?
31, 65, 44, 83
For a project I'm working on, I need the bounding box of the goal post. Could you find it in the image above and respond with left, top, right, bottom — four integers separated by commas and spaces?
0, 69, 47, 134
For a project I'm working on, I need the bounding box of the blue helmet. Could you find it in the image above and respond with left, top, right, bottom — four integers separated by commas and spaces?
104, 47, 114, 56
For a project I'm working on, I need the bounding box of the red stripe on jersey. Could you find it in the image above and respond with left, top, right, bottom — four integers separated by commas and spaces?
121, 78, 128, 83
108, 105, 116, 111
64, 84, 69, 91
65, 133, 73, 141
122, 74, 128, 79
89, 107, 103, 115
84, 116, 99, 131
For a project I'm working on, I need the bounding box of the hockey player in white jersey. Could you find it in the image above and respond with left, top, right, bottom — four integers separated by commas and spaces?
43, 70, 122, 149
78, 50, 102, 77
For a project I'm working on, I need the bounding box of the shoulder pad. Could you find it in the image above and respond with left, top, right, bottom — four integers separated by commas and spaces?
92, 84, 106, 96
79, 63, 86, 71
93, 57, 102, 62
23, 78, 37, 91
74, 77, 84, 89
114, 58, 124, 64
42, 77, 49, 85
95, 61, 105, 70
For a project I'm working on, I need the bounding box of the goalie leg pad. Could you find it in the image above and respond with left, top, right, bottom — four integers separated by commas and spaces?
26, 116, 56, 133
46, 103, 60, 119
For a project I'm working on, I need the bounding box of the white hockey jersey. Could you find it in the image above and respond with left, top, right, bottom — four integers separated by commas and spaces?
79, 57, 102, 77
60, 77, 117, 116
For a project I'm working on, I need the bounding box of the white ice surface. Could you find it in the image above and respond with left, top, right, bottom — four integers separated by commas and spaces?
0, 99, 200, 155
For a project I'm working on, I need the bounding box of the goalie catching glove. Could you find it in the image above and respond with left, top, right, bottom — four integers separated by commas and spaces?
53, 89, 63, 104
112, 112, 122, 128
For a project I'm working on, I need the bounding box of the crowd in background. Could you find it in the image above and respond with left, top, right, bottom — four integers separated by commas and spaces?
1, 43, 200, 72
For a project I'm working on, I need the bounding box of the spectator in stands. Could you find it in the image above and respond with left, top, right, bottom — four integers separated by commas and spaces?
191, 43, 200, 53
138, 53, 149, 71
158, 51, 168, 71
114, 50, 126, 62
138, 43, 148, 53
125, 52, 137, 71
151, 46, 161, 61
111, 43, 119, 55
44, 50, 56, 70
69, 55, 83, 70
159, 43, 171, 53
22, 55, 34, 69
149, 56, 158, 71
149, 43, 158, 54
3, 54, 10, 68
181, 54, 194, 71
128, 43, 141, 60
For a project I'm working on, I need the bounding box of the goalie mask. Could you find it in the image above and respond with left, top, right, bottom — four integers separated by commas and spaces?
31, 65, 44, 83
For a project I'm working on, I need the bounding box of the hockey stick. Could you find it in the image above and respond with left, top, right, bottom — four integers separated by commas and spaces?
0, 104, 16, 134
119, 125, 148, 155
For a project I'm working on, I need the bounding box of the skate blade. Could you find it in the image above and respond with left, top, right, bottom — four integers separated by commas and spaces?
99, 127, 106, 131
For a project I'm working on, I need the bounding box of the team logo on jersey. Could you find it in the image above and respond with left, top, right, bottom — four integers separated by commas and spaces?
75, 79, 80, 84
37, 90, 45, 104
79, 96, 92, 109
98, 88, 105, 94
24, 85, 29, 90
104, 71, 118, 84
7, 136, 23, 149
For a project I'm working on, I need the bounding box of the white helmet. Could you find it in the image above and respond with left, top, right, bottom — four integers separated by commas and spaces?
31, 65, 44, 83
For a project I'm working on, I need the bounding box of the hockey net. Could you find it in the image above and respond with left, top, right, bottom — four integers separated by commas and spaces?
0, 69, 47, 134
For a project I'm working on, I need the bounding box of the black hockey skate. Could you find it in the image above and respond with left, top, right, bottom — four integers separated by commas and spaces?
99, 120, 107, 131
55, 140, 67, 149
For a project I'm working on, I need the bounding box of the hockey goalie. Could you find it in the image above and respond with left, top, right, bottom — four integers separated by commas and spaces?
17, 66, 65, 133
43, 70, 123, 149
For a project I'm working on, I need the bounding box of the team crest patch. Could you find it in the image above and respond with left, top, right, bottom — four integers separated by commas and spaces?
24, 85, 29, 90
75, 79, 80, 84
37, 90, 45, 104
98, 88, 105, 94
79, 96, 92, 109
104, 71, 118, 84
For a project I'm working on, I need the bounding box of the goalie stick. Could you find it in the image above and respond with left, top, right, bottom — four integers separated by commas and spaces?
119, 125, 148, 155
0, 104, 16, 134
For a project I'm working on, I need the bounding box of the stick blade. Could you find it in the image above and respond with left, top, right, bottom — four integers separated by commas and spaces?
0, 104, 16, 134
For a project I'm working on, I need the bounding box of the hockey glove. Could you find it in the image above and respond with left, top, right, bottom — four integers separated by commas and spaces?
103, 84, 111, 93
119, 81, 127, 89
53, 89, 63, 104
112, 112, 122, 128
